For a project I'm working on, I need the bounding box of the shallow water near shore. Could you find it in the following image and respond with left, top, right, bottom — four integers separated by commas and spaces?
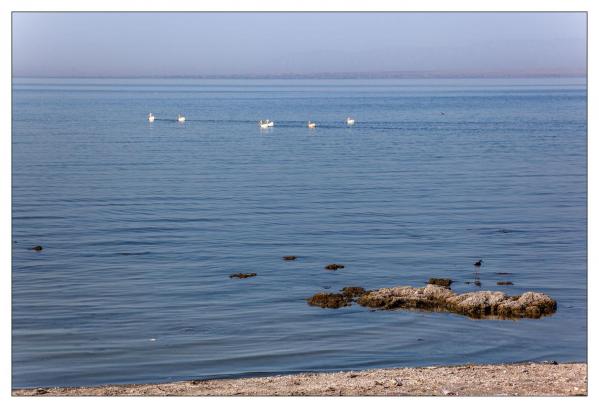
12, 77, 587, 388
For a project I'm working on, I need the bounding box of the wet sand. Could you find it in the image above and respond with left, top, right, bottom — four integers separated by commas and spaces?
13, 362, 586, 396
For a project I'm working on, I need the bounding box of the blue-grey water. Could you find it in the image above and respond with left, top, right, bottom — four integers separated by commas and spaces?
12, 77, 587, 388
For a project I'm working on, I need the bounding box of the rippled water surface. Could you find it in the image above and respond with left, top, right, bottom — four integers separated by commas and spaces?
12, 78, 587, 387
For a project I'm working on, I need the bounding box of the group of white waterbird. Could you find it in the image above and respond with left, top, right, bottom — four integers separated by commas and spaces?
147, 113, 355, 127
147, 113, 185, 123
259, 116, 356, 128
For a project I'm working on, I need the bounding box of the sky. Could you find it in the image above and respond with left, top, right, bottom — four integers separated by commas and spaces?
12, 12, 587, 77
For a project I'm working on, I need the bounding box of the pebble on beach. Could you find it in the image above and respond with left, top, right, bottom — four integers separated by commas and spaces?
13, 363, 587, 396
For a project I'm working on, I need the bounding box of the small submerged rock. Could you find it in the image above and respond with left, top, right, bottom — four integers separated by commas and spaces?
428, 278, 452, 288
30, 245, 43, 251
356, 284, 556, 319
229, 273, 257, 279
341, 286, 367, 299
307, 293, 350, 308
308, 286, 367, 308
497, 281, 514, 286
325, 264, 345, 270
283, 256, 297, 261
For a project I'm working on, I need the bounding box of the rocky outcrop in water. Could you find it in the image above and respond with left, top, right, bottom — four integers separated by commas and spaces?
357, 284, 556, 319
308, 283, 556, 319
325, 264, 345, 270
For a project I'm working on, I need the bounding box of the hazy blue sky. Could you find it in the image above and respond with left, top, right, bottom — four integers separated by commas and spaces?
12, 12, 586, 77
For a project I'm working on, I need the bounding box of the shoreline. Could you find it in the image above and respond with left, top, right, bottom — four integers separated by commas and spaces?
13, 362, 587, 396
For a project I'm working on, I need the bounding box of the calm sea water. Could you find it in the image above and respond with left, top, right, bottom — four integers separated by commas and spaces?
12, 77, 587, 388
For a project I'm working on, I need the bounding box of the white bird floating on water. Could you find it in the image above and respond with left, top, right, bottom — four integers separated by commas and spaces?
147, 113, 155, 123
307, 121, 317, 128
259, 119, 274, 129
346, 117, 355, 125
177, 114, 186, 123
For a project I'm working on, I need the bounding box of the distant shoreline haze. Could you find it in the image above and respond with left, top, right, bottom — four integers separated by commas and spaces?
11, 69, 587, 80
12, 13, 585, 79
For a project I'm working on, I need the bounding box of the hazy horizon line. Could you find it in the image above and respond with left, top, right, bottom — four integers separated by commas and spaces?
12, 69, 587, 80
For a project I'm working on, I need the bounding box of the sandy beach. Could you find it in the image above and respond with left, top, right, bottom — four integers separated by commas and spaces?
13, 362, 587, 396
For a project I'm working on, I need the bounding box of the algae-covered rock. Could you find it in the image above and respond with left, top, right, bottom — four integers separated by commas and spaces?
307, 287, 367, 308
325, 264, 345, 270
229, 273, 257, 279
428, 278, 453, 287
447, 290, 510, 317
497, 281, 513, 286
495, 292, 557, 318
283, 256, 297, 261
341, 287, 367, 299
307, 293, 350, 308
357, 284, 453, 310
355, 284, 556, 319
